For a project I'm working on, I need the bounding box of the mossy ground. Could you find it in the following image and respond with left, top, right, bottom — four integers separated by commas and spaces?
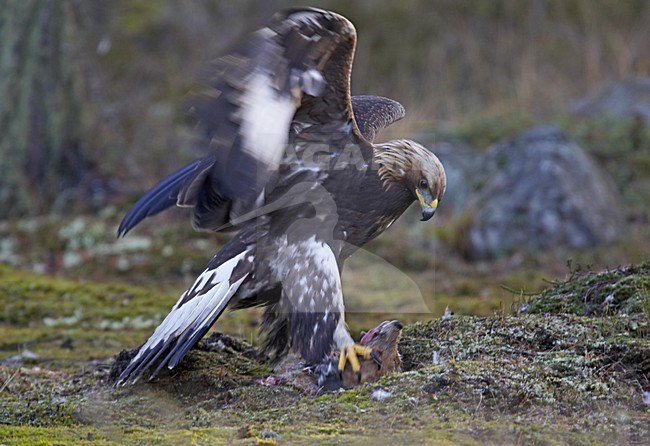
1, 260, 648, 445
1, 112, 648, 442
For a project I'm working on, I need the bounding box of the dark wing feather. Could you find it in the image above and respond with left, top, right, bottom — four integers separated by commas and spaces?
117, 159, 203, 237
286, 11, 379, 163
350, 95, 405, 142
189, 7, 368, 230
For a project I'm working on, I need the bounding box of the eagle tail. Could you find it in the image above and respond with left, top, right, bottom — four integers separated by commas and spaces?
116, 249, 252, 385
117, 159, 203, 237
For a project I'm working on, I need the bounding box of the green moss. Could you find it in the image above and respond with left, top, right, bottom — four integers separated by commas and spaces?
0, 264, 176, 366
524, 262, 650, 319
2, 260, 649, 444
0, 425, 113, 445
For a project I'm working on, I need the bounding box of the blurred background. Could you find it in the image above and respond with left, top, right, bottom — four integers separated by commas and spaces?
1, 0, 649, 348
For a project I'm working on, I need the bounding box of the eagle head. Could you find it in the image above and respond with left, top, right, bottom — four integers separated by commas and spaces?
375, 140, 446, 221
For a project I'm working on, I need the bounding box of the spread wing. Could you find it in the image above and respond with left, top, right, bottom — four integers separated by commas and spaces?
350, 95, 405, 142
118, 8, 405, 236
189, 7, 366, 230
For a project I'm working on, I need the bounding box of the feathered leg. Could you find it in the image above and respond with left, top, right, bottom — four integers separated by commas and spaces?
273, 234, 377, 375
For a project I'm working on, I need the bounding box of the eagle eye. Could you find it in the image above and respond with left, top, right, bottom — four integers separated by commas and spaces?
418, 179, 429, 189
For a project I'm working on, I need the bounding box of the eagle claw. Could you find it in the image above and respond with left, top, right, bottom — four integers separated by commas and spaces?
337, 344, 377, 381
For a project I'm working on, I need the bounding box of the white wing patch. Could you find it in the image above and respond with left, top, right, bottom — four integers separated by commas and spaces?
239, 71, 297, 169
152, 252, 247, 345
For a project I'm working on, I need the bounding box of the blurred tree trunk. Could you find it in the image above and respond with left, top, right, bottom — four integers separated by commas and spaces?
0, 0, 98, 217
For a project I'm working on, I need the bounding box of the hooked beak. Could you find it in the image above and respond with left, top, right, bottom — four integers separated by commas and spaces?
416, 189, 438, 221
421, 205, 436, 221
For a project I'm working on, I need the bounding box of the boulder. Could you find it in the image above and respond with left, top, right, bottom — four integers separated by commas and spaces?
462, 125, 623, 260
569, 76, 650, 123
428, 140, 482, 216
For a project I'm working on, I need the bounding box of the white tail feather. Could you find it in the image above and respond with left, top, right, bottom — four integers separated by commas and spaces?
119, 250, 250, 383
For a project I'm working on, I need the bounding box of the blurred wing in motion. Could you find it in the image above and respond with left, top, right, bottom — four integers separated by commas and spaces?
187, 8, 360, 230
119, 8, 381, 235
118, 93, 405, 236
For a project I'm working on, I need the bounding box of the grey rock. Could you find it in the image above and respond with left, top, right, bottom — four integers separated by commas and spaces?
570, 76, 650, 122
464, 124, 623, 260
429, 141, 482, 216
260, 429, 280, 441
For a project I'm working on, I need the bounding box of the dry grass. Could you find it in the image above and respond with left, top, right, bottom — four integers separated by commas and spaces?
72, 0, 650, 183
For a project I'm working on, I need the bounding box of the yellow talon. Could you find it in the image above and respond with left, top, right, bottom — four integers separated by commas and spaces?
338, 344, 374, 375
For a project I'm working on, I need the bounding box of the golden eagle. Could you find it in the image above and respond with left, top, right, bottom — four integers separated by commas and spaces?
116, 7, 445, 384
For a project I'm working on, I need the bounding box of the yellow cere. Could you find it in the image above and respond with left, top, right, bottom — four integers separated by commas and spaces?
416, 190, 437, 209
415, 188, 424, 205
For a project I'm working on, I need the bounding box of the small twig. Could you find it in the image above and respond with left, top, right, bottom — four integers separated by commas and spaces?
0, 368, 20, 393
510, 349, 537, 357
448, 346, 457, 365
0, 334, 63, 351
499, 284, 537, 296
388, 414, 398, 430
473, 392, 483, 416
